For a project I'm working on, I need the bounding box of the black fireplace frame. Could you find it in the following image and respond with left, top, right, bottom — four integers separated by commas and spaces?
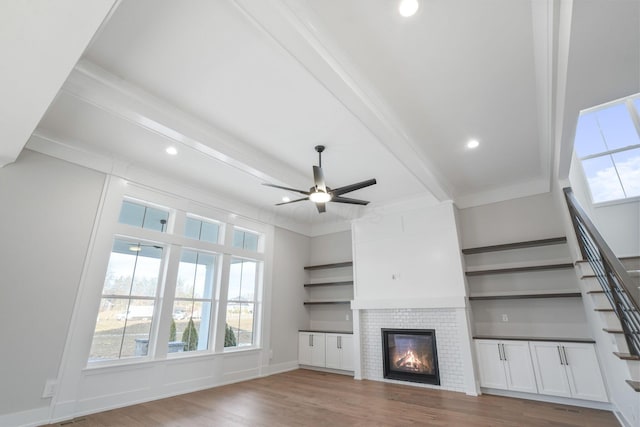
381, 328, 440, 385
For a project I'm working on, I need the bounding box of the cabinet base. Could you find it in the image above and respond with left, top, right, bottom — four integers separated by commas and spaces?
480, 387, 612, 411
298, 365, 354, 377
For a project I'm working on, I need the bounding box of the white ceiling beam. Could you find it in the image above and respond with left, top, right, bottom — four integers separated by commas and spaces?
64, 60, 311, 190
0, 0, 118, 167
232, 0, 452, 202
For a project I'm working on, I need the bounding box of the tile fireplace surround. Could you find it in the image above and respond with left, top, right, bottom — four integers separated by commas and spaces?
358, 308, 467, 392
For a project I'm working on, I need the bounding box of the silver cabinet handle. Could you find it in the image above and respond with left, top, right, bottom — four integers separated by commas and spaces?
502, 344, 507, 361
562, 346, 569, 366
310, 334, 313, 347
557, 346, 564, 365
338, 336, 342, 349
498, 343, 503, 360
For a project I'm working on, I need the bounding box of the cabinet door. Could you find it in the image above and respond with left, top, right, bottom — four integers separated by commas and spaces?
310, 333, 326, 367
340, 335, 354, 371
298, 333, 313, 365
502, 341, 538, 394
562, 343, 608, 402
529, 342, 571, 397
325, 334, 340, 369
475, 340, 508, 390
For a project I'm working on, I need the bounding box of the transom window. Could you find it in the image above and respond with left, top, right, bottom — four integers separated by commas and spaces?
574, 95, 640, 203
89, 197, 265, 364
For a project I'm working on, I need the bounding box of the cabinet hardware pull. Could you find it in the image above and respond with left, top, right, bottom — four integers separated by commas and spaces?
339, 336, 342, 349
562, 346, 569, 366
557, 346, 564, 365
310, 335, 313, 347
498, 343, 503, 360
501, 344, 507, 361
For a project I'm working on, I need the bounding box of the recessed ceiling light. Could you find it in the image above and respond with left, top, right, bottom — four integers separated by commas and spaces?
467, 139, 480, 149
399, 0, 419, 17
166, 146, 178, 155
282, 196, 291, 203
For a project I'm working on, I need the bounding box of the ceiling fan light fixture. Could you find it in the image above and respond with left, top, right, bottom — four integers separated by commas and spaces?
309, 191, 331, 203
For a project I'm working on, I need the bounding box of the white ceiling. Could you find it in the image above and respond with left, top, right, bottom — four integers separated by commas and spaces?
11, 0, 640, 233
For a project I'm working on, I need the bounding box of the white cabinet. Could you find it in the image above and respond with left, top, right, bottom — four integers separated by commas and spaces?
529, 341, 608, 402
298, 332, 325, 367
475, 340, 537, 393
325, 334, 354, 371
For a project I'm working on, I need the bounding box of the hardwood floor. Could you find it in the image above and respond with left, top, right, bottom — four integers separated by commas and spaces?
43, 369, 619, 426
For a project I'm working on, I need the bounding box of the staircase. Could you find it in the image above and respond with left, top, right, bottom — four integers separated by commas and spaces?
564, 188, 640, 393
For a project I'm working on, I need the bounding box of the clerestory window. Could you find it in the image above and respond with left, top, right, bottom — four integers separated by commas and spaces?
574, 95, 640, 204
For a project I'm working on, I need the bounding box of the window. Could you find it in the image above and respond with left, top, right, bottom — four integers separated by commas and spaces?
172, 250, 217, 352
88, 196, 266, 364
89, 239, 163, 361
225, 258, 259, 348
233, 228, 260, 251
574, 96, 640, 203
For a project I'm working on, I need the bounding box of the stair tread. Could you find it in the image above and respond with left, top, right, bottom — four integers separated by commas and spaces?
626, 380, 640, 392
613, 352, 640, 360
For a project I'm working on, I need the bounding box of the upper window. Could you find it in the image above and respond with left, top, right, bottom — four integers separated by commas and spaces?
574, 96, 640, 203
184, 216, 220, 244
233, 228, 260, 252
119, 200, 169, 232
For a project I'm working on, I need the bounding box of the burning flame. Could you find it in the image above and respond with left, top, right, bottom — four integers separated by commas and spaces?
394, 348, 433, 373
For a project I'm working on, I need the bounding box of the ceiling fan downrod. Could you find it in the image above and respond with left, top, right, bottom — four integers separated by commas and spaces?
315, 145, 325, 168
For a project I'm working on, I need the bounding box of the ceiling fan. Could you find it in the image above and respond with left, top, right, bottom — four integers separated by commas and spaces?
263, 145, 377, 213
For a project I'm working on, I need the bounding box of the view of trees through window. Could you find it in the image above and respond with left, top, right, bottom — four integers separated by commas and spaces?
88, 200, 263, 364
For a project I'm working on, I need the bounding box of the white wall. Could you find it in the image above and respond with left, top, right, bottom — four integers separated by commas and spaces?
270, 227, 310, 366
309, 230, 352, 265
0, 150, 105, 416
352, 200, 467, 307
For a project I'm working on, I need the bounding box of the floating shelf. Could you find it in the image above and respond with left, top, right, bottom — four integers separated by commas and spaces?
469, 292, 581, 301
473, 335, 595, 344
303, 301, 351, 306
304, 261, 353, 270
465, 263, 573, 276
625, 380, 640, 392
462, 237, 567, 255
304, 281, 353, 287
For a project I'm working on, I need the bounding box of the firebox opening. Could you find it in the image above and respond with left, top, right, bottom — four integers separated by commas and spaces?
382, 329, 440, 385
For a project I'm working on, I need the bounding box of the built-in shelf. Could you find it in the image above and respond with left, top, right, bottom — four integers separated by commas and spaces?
304, 281, 353, 287
473, 335, 595, 344
614, 352, 640, 361
465, 263, 573, 276
469, 292, 581, 301
303, 301, 351, 306
626, 380, 640, 392
299, 329, 353, 334
462, 237, 567, 255
304, 261, 353, 270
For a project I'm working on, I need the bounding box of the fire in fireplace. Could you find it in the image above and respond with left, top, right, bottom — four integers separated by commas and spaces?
382, 329, 440, 385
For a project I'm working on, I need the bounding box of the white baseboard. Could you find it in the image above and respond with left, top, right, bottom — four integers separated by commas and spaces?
260, 360, 299, 376
0, 405, 50, 427
481, 387, 613, 411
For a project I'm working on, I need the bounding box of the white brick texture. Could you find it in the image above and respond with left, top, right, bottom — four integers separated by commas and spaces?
360, 308, 465, 392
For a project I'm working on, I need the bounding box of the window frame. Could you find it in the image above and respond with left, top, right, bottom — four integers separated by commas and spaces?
86, 185, 267, 368
575, 95, 640, 206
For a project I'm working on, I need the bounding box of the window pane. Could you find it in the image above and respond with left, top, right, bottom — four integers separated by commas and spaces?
240, 261, 257, 301
243, 232, 258, 251
143, 207, 169, 232
103, 240, 163, 297
170, 301, 212, 352
176, 250, 216, 299
225, 303, 254, 348
574, 111, 607, 157
228, 259, 242, 301
613, 148, 640, 198
582, 155, 625, 203
232, 230, 245, 248
184, 217, 201, 240
200, 221, 219, 244
595, 103, 639, 151
89, 298, 154, 361
119, 201, 145, 227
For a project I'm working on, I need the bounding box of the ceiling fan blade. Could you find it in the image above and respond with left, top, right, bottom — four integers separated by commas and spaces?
331, 196, 370, 205
275, 197, 309, 206
262, 183, 310, 196
313, 166, 327, 192
316, 202, 326, 213
331, 178, 377, 196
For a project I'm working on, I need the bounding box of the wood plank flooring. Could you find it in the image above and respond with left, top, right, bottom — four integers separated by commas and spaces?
43, 369, 619, 426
